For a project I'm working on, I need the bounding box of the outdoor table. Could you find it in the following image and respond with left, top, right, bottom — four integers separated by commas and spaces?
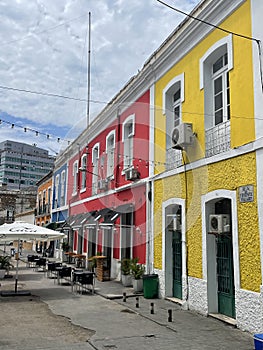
47, 262, 62, 278
72, 271, 95, 294
55, 266, 72, 285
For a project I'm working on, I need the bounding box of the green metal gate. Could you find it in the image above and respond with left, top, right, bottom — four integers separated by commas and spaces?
216, 234, 235, 318
172, 231, 182, 299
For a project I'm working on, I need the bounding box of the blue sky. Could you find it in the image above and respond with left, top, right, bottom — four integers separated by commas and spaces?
0, 0, 199, 155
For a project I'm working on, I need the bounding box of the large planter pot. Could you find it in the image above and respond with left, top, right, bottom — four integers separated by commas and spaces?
121, 274, 132, 287
132, 278, 143, 293
0, 269, 6, 279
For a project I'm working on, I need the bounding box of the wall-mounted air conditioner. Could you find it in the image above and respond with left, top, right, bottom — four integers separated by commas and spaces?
125, 168, 140, 181
209, 214, 230, 234
167, 214, 181, 231
171, 123, 194, 149
98, 179, 108, 190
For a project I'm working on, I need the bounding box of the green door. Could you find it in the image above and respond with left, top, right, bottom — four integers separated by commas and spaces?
216, 235, 235, 318
172, 231, 182, 299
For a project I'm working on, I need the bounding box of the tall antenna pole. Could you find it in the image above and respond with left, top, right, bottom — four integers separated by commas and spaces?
87, 12, 91, 127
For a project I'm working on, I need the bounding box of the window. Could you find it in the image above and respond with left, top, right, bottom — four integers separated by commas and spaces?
47, 187, 51, 213
55, 174, 59, 206
60, 170, 65, 206
200, 35, 233, 157
122, 115, 135, 170
106, 131, 115, 178
163, 74, 184, 169
43, 190, 46, 213
92, 144, 99, 195
72, 161, 78, 194
80, 155, 87, 190
212, 53, 230, 125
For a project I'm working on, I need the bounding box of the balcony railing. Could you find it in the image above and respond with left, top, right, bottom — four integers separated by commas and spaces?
205, 121, 230, 158
166, 148, 182, 170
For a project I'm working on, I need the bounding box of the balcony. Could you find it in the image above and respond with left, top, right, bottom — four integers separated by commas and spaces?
205, 121, 230, 158
166, 148, 182, 171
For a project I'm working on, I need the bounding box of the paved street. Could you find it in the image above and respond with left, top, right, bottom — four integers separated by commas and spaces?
0, 260, 254, 350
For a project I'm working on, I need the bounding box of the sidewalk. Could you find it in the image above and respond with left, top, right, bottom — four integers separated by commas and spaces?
0, 253, 255, 350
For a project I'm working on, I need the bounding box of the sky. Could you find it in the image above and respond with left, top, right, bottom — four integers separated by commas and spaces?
0, 0, 199, 155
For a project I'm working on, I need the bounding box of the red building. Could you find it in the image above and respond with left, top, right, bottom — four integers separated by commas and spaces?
66, 90, 151, 279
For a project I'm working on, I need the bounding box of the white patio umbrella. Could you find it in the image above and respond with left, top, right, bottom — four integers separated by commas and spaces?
0, 221, 66, 294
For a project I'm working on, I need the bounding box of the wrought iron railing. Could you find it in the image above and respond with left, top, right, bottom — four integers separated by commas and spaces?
205, 121, 230, 157
166, 148, 182, 170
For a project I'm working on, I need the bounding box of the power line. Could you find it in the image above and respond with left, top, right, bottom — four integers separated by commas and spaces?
0, 84, 107, 105
0, 118, 71, 144
156, 0, 259, 43
156, 0, 263, 92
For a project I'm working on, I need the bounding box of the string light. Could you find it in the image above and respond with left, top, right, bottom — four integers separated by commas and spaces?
0, 117, 71, 144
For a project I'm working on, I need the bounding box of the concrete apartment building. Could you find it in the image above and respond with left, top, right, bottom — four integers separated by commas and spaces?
0, 140, 54, 189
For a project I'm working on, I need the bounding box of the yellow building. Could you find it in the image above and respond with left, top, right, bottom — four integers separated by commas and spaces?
149, 0, 263, 333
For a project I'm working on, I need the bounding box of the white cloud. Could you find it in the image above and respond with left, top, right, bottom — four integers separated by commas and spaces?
0, 0, 200, 146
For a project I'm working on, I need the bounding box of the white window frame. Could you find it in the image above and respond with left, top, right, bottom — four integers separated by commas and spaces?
55, 174, 59, 204
212, 54, 230, 126
106, 130, 115, 178
80, 154, 87, 191
72, 160, 78, 195
92, 143, 100, 195
200, 35, 233, 157
122, 114, 135, 170
163, 74, 184, 169
60, 170, 65, 206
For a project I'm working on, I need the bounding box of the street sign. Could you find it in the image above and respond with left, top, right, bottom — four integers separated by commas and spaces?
239, 185, 254, 203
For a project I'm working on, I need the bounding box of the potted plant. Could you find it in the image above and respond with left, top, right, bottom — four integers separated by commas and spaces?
0, 255, 13, 279
121, 258, 132, 287
130, 257, 145, 292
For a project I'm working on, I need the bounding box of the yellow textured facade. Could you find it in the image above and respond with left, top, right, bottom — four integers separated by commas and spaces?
154, 153, 262, 292
154, 1, 255, 173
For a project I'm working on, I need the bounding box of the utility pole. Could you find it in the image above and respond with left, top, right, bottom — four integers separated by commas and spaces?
87, 12, 91, 128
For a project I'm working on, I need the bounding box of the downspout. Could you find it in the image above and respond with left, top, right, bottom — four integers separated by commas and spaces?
182, 149, 189, 310
115, 108, 121, 189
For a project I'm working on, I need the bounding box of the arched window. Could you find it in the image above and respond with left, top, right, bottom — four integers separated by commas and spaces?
92, 143, 99, 194
72, 161, 78, 195
200, 35, 233, 156
122, 115, 135, 170
80, 155, 87, 190
163, 73, 184, 169
106, 130, 115, 178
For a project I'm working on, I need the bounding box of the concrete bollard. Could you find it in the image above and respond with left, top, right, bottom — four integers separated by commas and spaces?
150, 302, 154, 314
168, 309, 172, 322
136, 297, 139, 308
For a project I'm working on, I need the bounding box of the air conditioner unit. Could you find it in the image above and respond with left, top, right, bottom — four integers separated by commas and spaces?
167, 214, 181, 231
171, 123, 194, 149
98, 179, 108, 190
125, 168, 140, 181
209, 214, 230, 234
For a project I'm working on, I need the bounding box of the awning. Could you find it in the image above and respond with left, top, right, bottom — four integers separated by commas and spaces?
66, 211, 97, 228
116, 203, 134, 214
95, 208, 119, 224
44, 221, 66, 231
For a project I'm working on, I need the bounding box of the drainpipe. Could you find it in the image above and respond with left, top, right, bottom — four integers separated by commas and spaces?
182, 150, 189, 311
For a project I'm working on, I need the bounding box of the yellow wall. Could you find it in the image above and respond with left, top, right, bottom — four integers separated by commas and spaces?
154, 152, 262, 292
154, 1, 255, 173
